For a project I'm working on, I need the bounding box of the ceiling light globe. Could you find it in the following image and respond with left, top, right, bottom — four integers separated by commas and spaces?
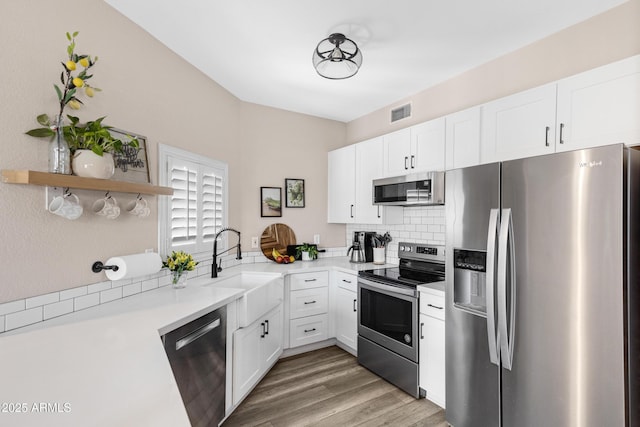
312, 33, 362, 79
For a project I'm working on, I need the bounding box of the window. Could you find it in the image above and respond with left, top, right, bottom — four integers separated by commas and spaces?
159, 145, 228, 259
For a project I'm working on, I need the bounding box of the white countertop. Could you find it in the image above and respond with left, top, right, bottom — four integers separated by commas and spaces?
0, 257, 390, 426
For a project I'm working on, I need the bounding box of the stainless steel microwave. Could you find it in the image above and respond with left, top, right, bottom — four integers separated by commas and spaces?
372, 171, 445, 206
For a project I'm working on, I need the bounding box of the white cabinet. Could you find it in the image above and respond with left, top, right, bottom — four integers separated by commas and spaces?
419, 289, 445, 408
327, 145, 356, 223
556, 55, 640, 151
445, 106, 482, 169
383, 118, 446, 176
328, 138, 402, 224
332, 270, 358, 352
232, 303, 283, 405
287, 271, 330, 348
481, 83, 557, 163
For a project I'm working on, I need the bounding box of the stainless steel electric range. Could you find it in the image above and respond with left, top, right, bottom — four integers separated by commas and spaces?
357, 241, 445, 398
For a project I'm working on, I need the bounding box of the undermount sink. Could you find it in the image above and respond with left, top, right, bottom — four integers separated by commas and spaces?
211, 272, 283, 327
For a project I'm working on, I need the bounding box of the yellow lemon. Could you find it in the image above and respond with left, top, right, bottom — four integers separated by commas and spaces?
72, 77, 84, 88
65, 60, 77, 71
85, 87, 95, 97
79, 57, 89, 68
68, 100, 81, 110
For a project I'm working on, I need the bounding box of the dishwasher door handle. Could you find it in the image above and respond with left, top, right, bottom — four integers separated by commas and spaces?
175, 318, 221, 351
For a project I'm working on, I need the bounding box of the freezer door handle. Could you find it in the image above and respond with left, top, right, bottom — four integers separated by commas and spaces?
486, 208, 500, 366
498, 208, 516, 371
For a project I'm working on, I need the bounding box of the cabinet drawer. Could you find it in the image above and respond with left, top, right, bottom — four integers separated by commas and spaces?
289, 314, 328, 348
290, 287, 328, 319
290, 271, 329, 291
334, 270, 357, 292
420, 292, 445, 320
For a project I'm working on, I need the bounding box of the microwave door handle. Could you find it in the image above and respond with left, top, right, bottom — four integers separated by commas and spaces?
498, 208, 516, 371
486, 208, 500, 366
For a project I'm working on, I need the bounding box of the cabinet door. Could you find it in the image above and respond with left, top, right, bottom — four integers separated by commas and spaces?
335, 285, 357, 351
481, 83, 557, 163
289, 287, 329, 319
420, 312, 446, 408
446, 107, 481, 170
355, 136, 384, 224
263, 304, 283, 368
327, 145, 356, 223
411, 118, 446, 172
556, 55, 640, 152
383, 127, 412, 176
232, 320, 263, 405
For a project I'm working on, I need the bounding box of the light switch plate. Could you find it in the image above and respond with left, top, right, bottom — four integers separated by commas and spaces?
313, 234, 320, 244
251, 236, 259, 248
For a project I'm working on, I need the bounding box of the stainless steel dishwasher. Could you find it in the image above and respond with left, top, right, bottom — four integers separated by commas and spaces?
163, 306, 226, 427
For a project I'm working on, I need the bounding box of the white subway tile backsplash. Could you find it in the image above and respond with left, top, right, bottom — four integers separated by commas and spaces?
44, 299, 74, 320
5, 307, 43, 331
100, 288, 122, 304
122, 282, 142, 298
59, 286, 87, 301
26, 292, 59, 309
88, 281, 112, 294
0, 300, 25, 316
110, 278, 132, 288
158, 274, 172, 288
0, 315, 4, 333
74, 293, 100, 311
141, 278, 159, 292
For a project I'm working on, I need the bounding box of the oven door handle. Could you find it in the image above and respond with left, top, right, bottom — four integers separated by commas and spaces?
358, 276, 418, 298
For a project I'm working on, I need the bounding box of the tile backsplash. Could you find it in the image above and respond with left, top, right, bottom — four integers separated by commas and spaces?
346, 205, 446, 264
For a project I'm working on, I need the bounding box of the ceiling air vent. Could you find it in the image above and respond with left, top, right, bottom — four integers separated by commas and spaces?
391, 103, 411, 123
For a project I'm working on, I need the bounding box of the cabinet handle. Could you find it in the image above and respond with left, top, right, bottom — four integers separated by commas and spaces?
559, 123, 565, 144
350, 204, 354, 218
304, 278, 317, 282
411, 155, 415, 169
420, 322, 424, 340
264, 319, 269, 335
353, 299, 357, 312
545, 126, 550, 147
342, 279, 352, 284
427, 303, 443, 310
304, 328, 317, 333
261, 322, 266, 338
404, 156, 409, 170
304, 300, 317, 305
377, 205, 381, 219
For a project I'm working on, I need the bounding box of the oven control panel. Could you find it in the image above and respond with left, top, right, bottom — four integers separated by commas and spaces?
398, 242, 445, 262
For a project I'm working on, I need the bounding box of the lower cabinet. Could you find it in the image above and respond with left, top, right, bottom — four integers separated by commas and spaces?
333, 271, 358, 352
419, 289, 446, 408
232, 303, 283, 405
287, 271, 329, 348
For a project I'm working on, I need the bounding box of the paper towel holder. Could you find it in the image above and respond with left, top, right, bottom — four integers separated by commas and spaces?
92, 261, 120, 273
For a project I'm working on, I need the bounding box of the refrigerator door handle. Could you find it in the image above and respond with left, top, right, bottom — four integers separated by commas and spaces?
498, 208, 516, 371
486, 208, 500, 365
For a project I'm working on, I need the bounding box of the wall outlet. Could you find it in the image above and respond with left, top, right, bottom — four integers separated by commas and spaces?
251, 236, 259, 249
313, 234, 320, 245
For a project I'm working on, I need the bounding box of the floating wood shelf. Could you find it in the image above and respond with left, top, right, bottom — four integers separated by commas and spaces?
1, 170, 173, 196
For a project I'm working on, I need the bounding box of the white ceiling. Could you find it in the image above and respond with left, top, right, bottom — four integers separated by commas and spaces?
104, 0, 626, 123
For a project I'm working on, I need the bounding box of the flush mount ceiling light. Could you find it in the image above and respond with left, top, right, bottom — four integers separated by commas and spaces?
312, 33, 363, 80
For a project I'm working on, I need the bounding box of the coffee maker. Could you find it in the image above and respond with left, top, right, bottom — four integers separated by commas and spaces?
350, 231, 376, 263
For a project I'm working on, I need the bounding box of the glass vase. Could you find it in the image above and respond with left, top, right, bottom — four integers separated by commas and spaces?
49, 115, 71, 174
172, 270, 188, 289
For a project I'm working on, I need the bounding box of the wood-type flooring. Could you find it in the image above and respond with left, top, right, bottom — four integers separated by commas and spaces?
223, 345, 447, 427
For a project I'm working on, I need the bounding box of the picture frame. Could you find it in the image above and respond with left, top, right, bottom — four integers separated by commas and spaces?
260, 187, 282, 217
110, 128, 150, 184
285, 178, 305, 208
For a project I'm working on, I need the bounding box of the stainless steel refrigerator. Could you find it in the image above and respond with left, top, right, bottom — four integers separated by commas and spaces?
445, 144, 639, 427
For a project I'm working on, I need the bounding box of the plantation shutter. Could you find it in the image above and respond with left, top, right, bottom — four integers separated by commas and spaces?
163, 151, 227, 256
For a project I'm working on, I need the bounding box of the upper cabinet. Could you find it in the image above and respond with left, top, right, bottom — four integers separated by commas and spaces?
383, 118, 446, 176
445, 107, 482, 170
481, 83, 557, 163
328, 138, 402, 224
555, 55, 640, 152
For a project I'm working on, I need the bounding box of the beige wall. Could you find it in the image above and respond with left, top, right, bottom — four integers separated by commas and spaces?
347, 0, 640, 144
0, 0, 346, 303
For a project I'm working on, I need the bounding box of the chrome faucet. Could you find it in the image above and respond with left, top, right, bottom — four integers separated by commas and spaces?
212, 227, 242, 278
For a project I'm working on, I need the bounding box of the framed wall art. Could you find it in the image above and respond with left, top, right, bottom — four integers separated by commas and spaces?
285, 178, 305, 208
260, 187, 282, 217
110, 128, 150, 184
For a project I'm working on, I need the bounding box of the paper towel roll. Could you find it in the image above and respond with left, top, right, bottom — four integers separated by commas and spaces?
104, 252, 162, 281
